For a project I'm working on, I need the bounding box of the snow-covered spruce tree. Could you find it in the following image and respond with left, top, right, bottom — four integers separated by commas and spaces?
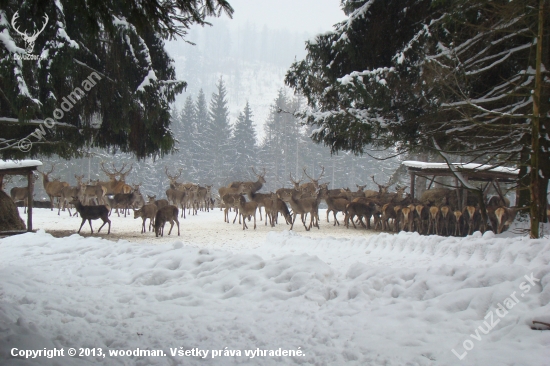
192, 89, 210, 183
174, 97, 197, 179
231, 101, 257, 182
206, 77, 233, 187
0, 0, 233, 160
286, 0, 550, 237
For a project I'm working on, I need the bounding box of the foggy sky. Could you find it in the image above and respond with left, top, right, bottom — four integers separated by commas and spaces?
219, 0, 345, 34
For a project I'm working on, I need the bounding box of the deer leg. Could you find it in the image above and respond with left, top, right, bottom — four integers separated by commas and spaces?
78, 218, 86, 233
168, 220, 174, 235
88, 219, 94, 234
290, 213, 297, 230
253, 213, 257, 230
98, 219, 108, 233
327, 209, 331, 223
334, 211, 339, 226
233, 209, 239, 224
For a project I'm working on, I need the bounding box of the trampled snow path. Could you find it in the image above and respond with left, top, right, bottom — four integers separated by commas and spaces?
0, 208, 549, 365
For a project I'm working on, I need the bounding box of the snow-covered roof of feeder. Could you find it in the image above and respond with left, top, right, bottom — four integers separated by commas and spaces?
402, 160, 518, 182
0, 159, 43, 173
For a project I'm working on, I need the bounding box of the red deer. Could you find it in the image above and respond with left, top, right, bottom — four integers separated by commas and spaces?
319, 186, 350, 226
277, 188, 320, 231
99, 162, 133, 195
236, 195, 258, 230
58, 174, 84, 216
38, 164, 69, 210
439, 205, 452, 236
494, 207, 516, 234
453, 210, 463, 236
134, 204, 158, 233
154, 205, 180, 237
428, 206, 440, 235
69, 197, 111, 234
10, 186, 30, 214
344, 201, 377, 229
147, 195, 169, 210
463, 205, 480, 235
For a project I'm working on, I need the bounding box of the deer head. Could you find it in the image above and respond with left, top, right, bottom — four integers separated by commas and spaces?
165, 166, 182, 186
251, 167, 266, 184
303, 165, 325, 188
289, 172, 303, 189
371, 175, 390, 195
11, 11, 49, 53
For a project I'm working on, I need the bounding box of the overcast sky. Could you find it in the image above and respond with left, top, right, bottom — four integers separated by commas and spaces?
217, 0, 345, 34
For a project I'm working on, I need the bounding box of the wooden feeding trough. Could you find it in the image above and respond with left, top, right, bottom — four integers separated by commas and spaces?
403, 160, 519, 210
0, 159, 43, 234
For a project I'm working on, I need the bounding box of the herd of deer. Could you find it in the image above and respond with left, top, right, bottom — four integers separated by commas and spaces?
8, 162, 519, 237
215, 166, 518, 235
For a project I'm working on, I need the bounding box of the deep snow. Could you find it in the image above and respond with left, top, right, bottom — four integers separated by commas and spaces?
0, 208, 549, 365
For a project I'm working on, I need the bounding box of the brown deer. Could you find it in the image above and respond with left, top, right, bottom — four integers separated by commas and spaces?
319, 186, 349, 226
415, 204, 429, 235
111, 192, 140, 217
165, 167, 183, 189
400, 204, 415, 232
275, 172, 303, 202
134, 204, 158, 233
453, 210, 464, 236
494, 207, 516, 234
463, 205, 479, 235
301, 165, 325, 197
58, 174, 84, 216
147, 195, 169, 210
439, 205, 452, 236
277, 188, 320, 231
166, 188, 186, 218
344, 201, 377, 229
75, 176, 105, 206
240, 182, 273, 223
69, 196, 111, 234
265, 192, 292, 226
236, 195, 258, 230
38, 164, 69, 210
221, 193, 242, 224
428, 206, 440, 235
154, 205, 180, 237
10, 186, 29, 213
99, 162, 133, 194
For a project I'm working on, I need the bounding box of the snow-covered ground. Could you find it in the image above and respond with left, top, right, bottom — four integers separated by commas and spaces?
1, 208, 549, 365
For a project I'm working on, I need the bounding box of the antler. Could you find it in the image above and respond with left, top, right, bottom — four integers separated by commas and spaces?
118, 164, 133, 182
100, 161, 116, 176
165, 166, 182, 180
289, 172, 302, 186
10, 12, 27, 38
251, 167, 266, 178
303, 165, 325, 183
33, 14, 49, 39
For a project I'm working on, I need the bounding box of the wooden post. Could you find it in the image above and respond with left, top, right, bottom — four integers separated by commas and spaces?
410, 172, 416, 200
27, 170, 33, 232
462, 175, 469, 209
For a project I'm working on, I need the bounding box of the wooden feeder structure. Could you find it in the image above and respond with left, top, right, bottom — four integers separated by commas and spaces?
0, 159, 43, 233
403, 160, 519, 210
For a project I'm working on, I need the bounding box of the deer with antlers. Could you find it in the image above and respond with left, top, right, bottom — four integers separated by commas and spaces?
301, 165, 325, 197
165, 167, 183, 189
99, 162, 133, 195
38, 164, 69, 211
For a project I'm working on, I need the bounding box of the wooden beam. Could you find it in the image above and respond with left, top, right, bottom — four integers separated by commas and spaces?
27, 170, 33, 231
410, 173, 416, 200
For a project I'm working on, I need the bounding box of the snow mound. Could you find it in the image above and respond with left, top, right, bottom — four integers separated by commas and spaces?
0, 230, 549, 365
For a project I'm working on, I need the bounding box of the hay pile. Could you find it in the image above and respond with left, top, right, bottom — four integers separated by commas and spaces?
0, 189, 26, 231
